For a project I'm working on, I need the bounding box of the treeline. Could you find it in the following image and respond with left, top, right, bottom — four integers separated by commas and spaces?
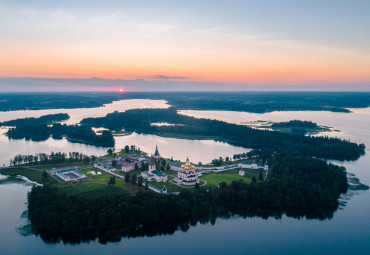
233, 149, 273, 160
0, 113, 69, 126
118, 91, 370, 113
0, 92, 125, 111
271, 120, 318, 128
10, 151, 96, 166
2, 91, 370, 113
28, 154, 347, 236
7, 123, 115, 147
81, 108, 365, 160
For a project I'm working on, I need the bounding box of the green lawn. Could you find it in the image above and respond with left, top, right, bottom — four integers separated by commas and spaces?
74, 186, 130, 198
113, 169, 142, 178
201, 168, 265, 187
201, 168, 266, 187
55, 168, 141, 196
31, 163, 84, 171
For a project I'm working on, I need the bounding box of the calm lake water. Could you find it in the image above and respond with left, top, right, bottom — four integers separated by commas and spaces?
0, 100, 248, 166
0, 102, 369, 255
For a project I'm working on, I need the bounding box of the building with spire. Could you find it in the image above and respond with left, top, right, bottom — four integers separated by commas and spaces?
175, 157, 199, 186
153, 145, 161, 159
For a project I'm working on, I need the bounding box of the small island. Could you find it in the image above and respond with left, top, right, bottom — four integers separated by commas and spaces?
269, 120, 331, 135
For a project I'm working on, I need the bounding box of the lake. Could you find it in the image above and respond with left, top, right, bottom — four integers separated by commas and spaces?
0, 100, 249, 166
0, 102, 369, 254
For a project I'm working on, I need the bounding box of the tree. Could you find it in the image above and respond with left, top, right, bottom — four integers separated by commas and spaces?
107, 148, 113, 155
259, 170, 263, 181
145, 181, 149, 190
124, 172, 130, 183
195, 183, 200, 189
137, 176, 143, 187
165, 164, 171, 171
83, 156, 90, 165
42, 170, 48, 182
252, 176, 257, 183
112, 160, 117, 167
124, 145, 130, 153
134, 163, 139, 170
108, 176, 116, 186
130, 174, 137, 185
219, 181, 227, 189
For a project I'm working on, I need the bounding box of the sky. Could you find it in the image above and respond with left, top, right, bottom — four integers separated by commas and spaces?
0, 0, 369, 91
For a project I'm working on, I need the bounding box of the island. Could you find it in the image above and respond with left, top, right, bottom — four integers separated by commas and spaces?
245, 120, 333, 135
1, 140, 367, 243
2, 114, 115, 147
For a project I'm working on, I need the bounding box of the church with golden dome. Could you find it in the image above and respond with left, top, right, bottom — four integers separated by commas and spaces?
176, 157, 199, 186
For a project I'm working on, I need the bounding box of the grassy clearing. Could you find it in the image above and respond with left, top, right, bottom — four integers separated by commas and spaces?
55, 168, 141, 196
202, 172, 251, 187
200, 168, 265, 187
75, 186, 130, 198
31, 163, 84, 171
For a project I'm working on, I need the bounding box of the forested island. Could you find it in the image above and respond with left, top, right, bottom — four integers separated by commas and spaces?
81, 108, 365, 160
271, 120, 318, 128
265, 120, 330, 135
27, 153, 349, 240
0, 113, 69, 126
6, 122, 114, 147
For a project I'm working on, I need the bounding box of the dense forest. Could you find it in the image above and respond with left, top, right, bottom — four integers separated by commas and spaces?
1, 92, 370, 113
7, 123, 115, 147
81, 108, 365, 160
28, 154, 348, 238
0, 113, 69, 126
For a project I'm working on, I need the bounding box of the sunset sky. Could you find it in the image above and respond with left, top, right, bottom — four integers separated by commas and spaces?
0, 0, 369, 91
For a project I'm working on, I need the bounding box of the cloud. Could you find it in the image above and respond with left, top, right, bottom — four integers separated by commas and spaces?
151, 75, 187, 80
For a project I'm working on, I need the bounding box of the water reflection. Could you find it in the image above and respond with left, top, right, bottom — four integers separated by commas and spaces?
114, 132, 249, 163
25, 207, 339, 245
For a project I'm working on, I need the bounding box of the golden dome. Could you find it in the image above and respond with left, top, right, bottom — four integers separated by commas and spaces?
191, 165, 195, 169
181, 165, 185, 168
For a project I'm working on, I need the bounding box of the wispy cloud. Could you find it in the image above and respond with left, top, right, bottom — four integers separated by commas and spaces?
150, 75, 187, 80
